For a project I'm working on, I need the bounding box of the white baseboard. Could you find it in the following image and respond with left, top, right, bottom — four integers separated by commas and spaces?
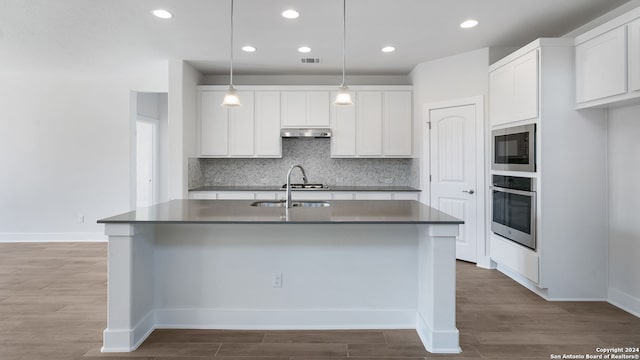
155, 309, 416, 330
496, 264, 550, 300
475, 255, 495, 269
415, 313, 460, 354
102, 310, 155, 352
0, 232, 106, 242
608, 287, 640, 318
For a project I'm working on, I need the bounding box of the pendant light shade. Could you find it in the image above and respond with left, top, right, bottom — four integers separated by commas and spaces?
222, 0, 241, 107
335, 84, 352, 105
334, 0, 352, 105
222, 85, 241, 107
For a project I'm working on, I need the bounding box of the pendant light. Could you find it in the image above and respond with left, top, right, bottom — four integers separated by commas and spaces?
334, 0, 353, 105
222, 0, 241, 107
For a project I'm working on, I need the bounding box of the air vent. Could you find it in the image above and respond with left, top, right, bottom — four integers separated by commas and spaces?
301, 57, 321, 64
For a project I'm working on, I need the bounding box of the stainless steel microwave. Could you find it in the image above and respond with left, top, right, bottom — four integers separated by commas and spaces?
492, 124, 536, 172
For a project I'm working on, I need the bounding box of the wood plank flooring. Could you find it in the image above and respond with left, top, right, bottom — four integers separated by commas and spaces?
0, 242, 638, 360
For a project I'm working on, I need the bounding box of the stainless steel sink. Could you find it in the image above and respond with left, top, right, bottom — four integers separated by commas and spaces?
250, 200, 330, 208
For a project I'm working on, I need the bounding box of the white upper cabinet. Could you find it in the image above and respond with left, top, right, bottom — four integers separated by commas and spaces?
228, 91, 254, 156
331, 89, 412, 158
357, 92, 384, 156
576, 26, 627, 104
254, 92, 282, 157
512, 51, 539, 121
199, 91, 228, 156
383, 91, 412, 156
574, 6, 640, 108
281, 91, 330, 128
199, 90, 280, 158
330, 91, 357, 157
630, 19, 640, 92
489, 49, 539, 126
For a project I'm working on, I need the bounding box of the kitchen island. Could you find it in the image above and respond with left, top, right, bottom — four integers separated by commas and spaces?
98, 199, 463, 354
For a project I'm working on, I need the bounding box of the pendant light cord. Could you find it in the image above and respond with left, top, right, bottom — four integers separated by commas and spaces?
341, 0, 346, 86
230, 0, 234, 86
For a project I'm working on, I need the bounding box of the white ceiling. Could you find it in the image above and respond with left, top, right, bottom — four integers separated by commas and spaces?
0, 0, 631, 75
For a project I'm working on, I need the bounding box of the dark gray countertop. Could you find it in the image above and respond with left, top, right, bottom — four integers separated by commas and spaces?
98, 200, 461, 225
189, 185, 421, 192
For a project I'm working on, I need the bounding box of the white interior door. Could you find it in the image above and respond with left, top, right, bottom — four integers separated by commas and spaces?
136, 120, 155, 208
429, 104, 478, 262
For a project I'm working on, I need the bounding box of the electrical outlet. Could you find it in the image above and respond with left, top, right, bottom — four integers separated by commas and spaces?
383, 178, 393, 184
336, 177, 344, 183
272, 272, 283, 288
260, 178, 269, 184
78, 215, 85, 224
214, 178, 222, 183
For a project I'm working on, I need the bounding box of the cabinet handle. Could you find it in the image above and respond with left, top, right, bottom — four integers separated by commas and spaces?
462, 189, 475, 194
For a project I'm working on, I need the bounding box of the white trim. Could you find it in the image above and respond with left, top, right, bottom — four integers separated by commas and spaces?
423, 96, 486, 265
0, 232, 106, 242
154, 309, 416, 330
102, 310, 155, 352
475, 256, 495, 269
496, 264, 549, 300
608, 287, 640, 318
416, 313, 461, 354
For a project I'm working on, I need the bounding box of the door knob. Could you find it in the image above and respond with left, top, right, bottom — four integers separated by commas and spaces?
462, 189, 475, 194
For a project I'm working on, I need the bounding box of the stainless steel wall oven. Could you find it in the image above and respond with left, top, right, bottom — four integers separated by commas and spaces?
491, 175, 536, 250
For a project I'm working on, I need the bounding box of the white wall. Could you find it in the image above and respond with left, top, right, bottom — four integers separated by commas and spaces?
0, 65, 168, 241
409, 49, 489, 266
607, 105, 640, 316
168, 60, 202, 199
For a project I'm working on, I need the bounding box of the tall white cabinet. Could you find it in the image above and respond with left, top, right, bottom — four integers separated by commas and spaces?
489, 38, 608, 300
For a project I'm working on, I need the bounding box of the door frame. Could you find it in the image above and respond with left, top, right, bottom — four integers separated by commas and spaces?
422, 96, 490, 268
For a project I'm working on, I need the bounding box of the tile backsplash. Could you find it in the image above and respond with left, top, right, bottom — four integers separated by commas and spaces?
189, 138, 418, 188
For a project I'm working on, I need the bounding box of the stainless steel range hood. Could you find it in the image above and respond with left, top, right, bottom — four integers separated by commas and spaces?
280, 128, 331, 138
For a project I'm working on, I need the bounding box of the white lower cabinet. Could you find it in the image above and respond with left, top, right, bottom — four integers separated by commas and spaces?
189, 191, 419, 201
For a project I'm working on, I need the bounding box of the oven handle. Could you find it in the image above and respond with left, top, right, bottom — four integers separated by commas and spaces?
491, 186, 535, 196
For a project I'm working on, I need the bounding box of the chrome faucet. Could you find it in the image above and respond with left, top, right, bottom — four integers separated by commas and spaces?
285, 164, 308, 208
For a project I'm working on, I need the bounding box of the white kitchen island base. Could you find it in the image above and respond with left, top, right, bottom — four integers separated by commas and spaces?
98, 200, 462, 354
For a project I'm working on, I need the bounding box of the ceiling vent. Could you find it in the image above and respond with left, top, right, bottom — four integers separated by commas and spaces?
301, 57, 321, 64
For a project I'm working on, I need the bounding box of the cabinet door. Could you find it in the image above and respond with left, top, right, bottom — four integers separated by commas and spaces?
384, 91, 412, 156
357, 92, 383, 156
281, 92, 306, 128
255, 92, 282, 157
630, 19, 640, 92
354, 192, 393, 200
576, 26, 627, 103
489, 64, 513, 126
200, 91, 228, 156
330, 91, 357, 156
306, 92, 330, 127
512, 50, 539, 121
228, 91, 254, 156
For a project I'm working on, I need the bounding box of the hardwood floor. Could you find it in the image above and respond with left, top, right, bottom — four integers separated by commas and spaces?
0, 243, 638, 360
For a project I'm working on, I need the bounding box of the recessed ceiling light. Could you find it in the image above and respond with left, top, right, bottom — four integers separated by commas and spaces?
298, 46, 311, 53
151, 9, 173, 19
242, 45, 257, 53
282, 9, 300, 19
460, 19, 478, 29
381, 46, 396, 53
